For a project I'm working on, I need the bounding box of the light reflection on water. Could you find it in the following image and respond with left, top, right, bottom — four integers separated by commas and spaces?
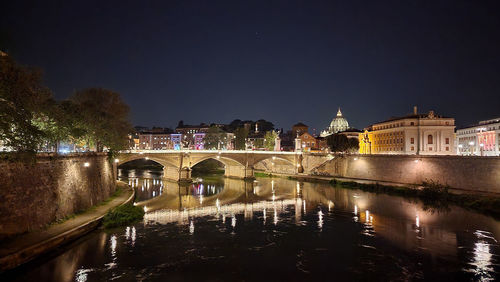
4, 169, 500, 281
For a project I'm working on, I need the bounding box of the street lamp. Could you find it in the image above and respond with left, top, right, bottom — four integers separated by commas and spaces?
468, 141, 475, 156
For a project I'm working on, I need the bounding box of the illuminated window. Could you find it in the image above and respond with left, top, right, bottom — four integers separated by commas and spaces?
411, 146, 414, 151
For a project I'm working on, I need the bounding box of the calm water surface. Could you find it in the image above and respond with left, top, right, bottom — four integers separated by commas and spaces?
6, 168, 500, 281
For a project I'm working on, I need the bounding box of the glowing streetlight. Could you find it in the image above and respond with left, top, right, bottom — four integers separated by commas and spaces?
83, 162, 90, 167
114, 159, 119, 163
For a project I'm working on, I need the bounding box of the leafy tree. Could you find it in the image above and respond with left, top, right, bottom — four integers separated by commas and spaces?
253, 138, 264, 149
255, 119, 274, 132
234, 127, 249, 150
0, 55, 53, 152
70, 88, 132, 152
227, 119, 242, 132
326, 134, 359, 153
204, 126, 225, 149
264, 131, 278, 151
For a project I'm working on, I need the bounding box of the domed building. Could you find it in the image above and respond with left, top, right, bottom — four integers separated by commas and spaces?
320, 108, 350, 137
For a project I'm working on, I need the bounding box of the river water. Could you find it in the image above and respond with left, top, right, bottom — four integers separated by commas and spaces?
6, 169, 500, 281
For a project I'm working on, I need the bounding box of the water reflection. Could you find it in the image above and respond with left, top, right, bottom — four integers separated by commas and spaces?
5, 169, 500, 281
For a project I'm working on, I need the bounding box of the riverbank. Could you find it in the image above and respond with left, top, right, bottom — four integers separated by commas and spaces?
255, 171, 500, 220
0, 181, 134, 272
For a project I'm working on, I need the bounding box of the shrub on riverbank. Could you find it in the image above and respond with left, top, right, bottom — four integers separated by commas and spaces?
255, 172, 273, 178
329, 178, 500, 220
102, 204, 144, 228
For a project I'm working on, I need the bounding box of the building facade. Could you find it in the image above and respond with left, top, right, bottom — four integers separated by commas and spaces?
456, 117, 500, 156
359, 108, 456, 155
320, 108, 350, 137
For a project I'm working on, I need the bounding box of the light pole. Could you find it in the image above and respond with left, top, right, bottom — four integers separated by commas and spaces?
468, 141, 474, 156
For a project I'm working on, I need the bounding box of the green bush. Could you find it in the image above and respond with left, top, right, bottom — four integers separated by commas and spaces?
102, 204, 144, 228
255, 172, 273, 178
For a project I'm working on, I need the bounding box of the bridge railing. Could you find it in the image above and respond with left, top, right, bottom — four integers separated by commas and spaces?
119, 149, 302, 155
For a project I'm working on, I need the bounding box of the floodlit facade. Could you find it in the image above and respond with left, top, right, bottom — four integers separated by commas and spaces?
320, 108, 350, 137
456, 117, 500, 156
359, 108, 456, 155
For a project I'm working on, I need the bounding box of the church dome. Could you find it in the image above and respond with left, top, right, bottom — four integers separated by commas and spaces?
328, 108, 349, 133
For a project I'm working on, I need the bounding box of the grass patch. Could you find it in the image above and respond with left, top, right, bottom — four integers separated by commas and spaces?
255, 172, 274, 178
329, 178, 500, 219
102, 204, 145, 229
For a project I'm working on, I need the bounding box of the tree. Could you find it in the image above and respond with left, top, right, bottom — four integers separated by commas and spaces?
234, 127, 249, 150
255, 119, 274, 132
326, 134, 359, 153
0, 54, 53, 152
264, 131, 278, 151
70, 88, 132, 152
204, 126, 225, 149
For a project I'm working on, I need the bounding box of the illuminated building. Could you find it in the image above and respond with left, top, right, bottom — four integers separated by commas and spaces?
297, 132, 318, 151
359, 107, 456, 155
320, 108, 350, 137
139, 133, 174, 150
456, 117, 500, 156
194, 133, 205, 150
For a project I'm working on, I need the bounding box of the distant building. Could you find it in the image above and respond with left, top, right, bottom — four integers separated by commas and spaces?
175, 123, 210, 135
292, 122, 309, 137
456, 117, 500, 156
138, 132, 173, 150
359, 107, 456, 155
321, 108, 350, 137
297, 132, 318, 152
194, 133, 205, 150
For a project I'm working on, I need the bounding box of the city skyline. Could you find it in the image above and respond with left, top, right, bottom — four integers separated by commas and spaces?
2, 1, 500, 130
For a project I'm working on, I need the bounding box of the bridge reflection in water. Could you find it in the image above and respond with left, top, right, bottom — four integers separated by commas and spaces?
120, 169, 500, 269
13, 168, 498, 281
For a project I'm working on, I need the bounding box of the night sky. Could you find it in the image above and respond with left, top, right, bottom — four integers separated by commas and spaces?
1, 0, 499, 131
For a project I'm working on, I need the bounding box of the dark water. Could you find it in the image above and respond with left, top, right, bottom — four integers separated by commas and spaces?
5, 168, 500, 281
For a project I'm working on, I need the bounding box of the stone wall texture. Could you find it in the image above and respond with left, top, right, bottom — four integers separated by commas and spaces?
0, 153, 116, 238
311, 155, 500, 193
258, 154, 500, 194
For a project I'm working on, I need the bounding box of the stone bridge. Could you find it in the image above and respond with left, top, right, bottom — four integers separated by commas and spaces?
117, 150, 332, 182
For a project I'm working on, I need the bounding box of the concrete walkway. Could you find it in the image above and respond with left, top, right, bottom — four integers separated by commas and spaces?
0, 181, 134, 272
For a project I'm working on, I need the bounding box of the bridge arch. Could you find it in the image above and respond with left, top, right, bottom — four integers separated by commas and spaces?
189, 155, 246, 169
117, 155, 178, 169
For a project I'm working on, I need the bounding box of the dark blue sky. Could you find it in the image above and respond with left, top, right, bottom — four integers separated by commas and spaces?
1, 0, 499, 131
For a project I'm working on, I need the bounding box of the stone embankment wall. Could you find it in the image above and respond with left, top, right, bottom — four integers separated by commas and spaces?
0, 153, 116, 238
258, 154, 500, 194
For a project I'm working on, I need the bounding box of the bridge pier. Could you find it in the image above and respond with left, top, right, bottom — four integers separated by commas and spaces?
224, 165, 255, 180
163, 166, 192, 182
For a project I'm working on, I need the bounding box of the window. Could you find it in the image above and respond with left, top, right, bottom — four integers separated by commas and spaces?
410, 122, 415, 126
410, 138, 414, 144
428, 135, 433, 144
411, 146, 414, 151
446, 147, 449, 151
445, 138, 449, 144
429, 147, 433, 151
